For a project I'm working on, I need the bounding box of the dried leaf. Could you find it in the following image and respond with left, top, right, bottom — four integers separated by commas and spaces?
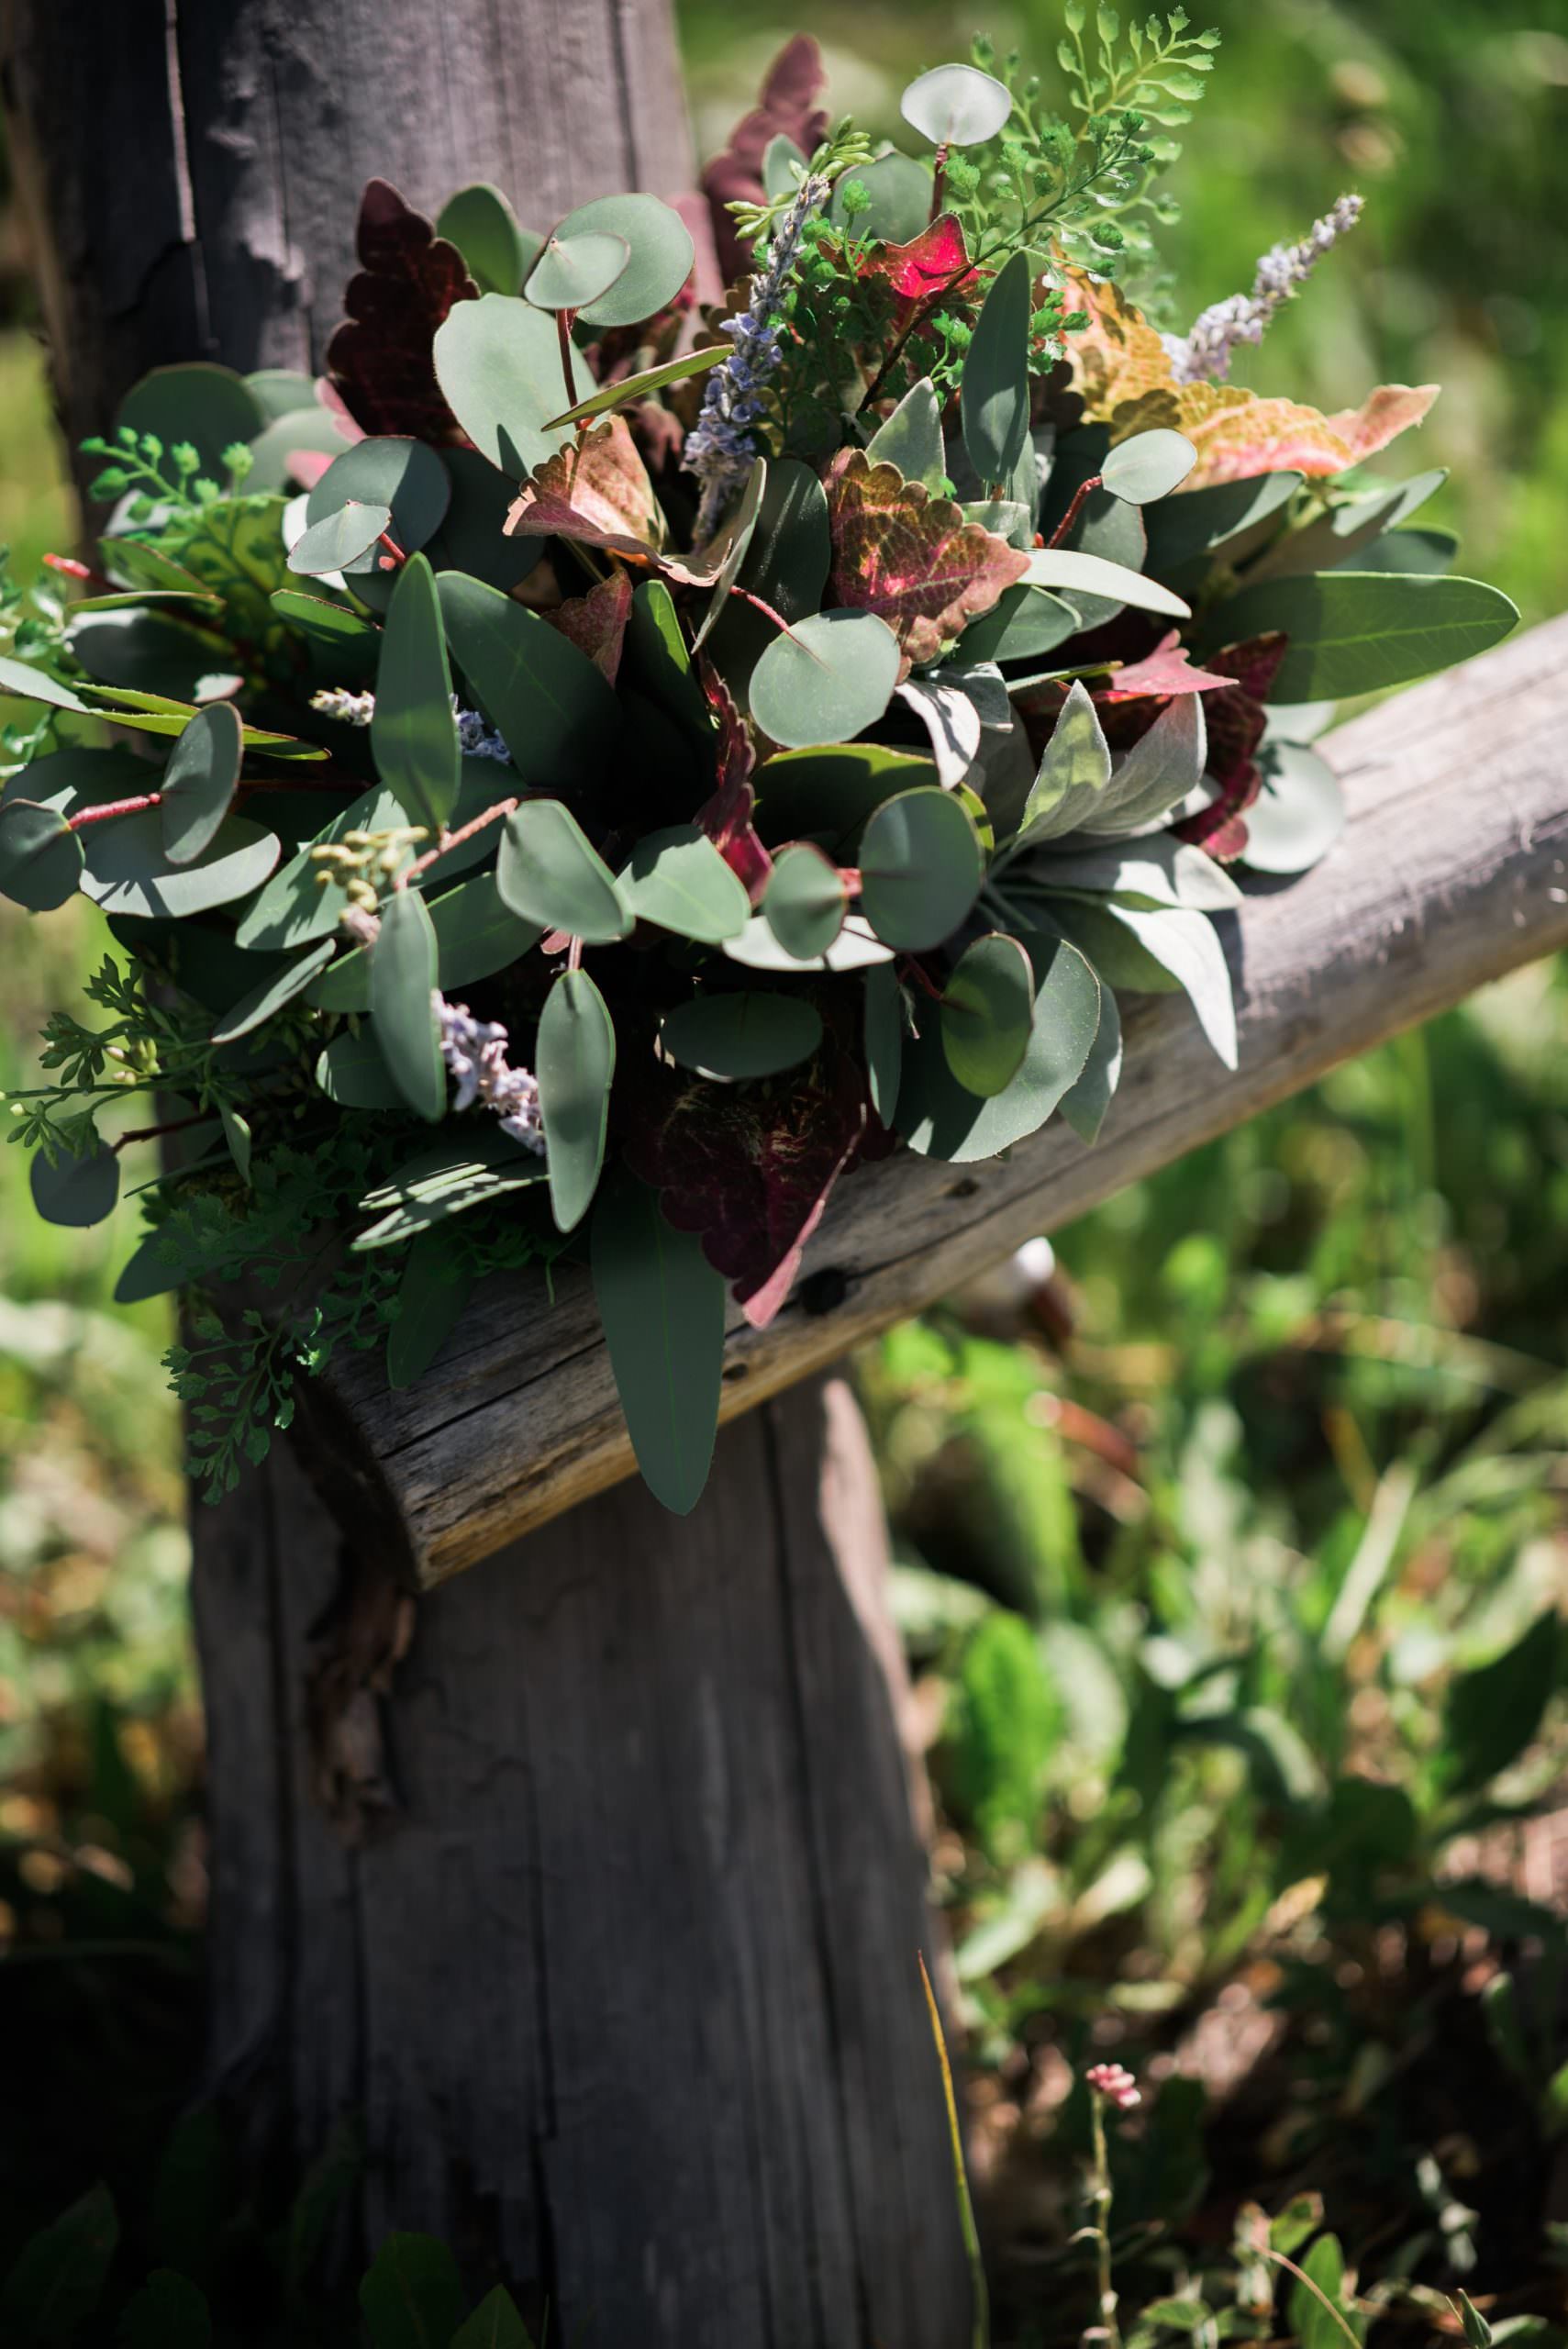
1173, 632, 1290, 861
701, 36, 830, 282
326, 179, 478, 440
540, 570, 634, 683
825, 449, 1029, 674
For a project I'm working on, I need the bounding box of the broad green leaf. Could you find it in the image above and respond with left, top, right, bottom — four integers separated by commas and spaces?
749, 609, 901, 750
1017, 680, 1112, 841
553, 193, 695, 329
1286, 2233, 1363, 2349
424, 445, 543, 592
373, 553, 462, 831
661, 991, 823, 1079
79, 812, 279, 919
496, 799, 628, 941
545, 344, 728, 429
354, 1127, 546, 1247
386, 1228, 474, 1388
1203, 571, 1519, 701
1142, 470, 1302, 572
371, 890, 446, 1121
358, 2232, 465, 2349
316, 1029, 406, 1108
536, 965, 615, 1232
1240, 742, 1346, 874
956, 583, 1080, 664
311, 871, 539, 1011
245, 406, 360, 494
896, 931, 1101, 1160
703, 457, 832, 697
437, 570, 619, 788
525, 230, 629, 311
617, 824, 751, 942
1455, 2293, 1494, 2349
1030, 834, 1241, 913
1099, 429, 1197, 505
436, 183, 533, 295
432, 294, 589, 476
306, 438, 451, 571
1060, 981, 1121, 1144
116, 362, 265, 473
591, 1168, 726, 1514
450, 2286, 533, 2349
1254, 466, 1448, 582
962, 250, 1032, 485
0, 2182, 120, 2342
901, 62, 1012, 145
1022, 548, 1190, 619
724, 910, 894, 973
940, 932, 1036, 1096
753, 744, 939, 854
0, 798, 83, 910
863, 963, 904, 1121
235, 784, 406, 950
1351, 526, 1457, 576
860, 787, 983, 949
1440, 1610, 1562, 1798
867, 379, 948, 493
764, 841, 847, 959
1056, 898, 1238, 1068
288, 498, 392, 576
161, 702, 244, 865
212, 938, 335, 1041
30, 1137, 120, 1229
828, 150, 932, 242
270, 587, 379, 650
118, 2268, 212, 2349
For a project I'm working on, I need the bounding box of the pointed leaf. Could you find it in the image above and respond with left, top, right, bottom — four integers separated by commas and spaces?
212, 938, 336, 1042
592, 1169, 726, 1513
1099, 429, 1197, 504
867, 379, 948, 493
896, 931, 1100, 1160
962, 250, 1032, 484
437, 570, 620, 788
161, 702, 244, 865
450, 2287, 533, 2349
544, 345, 728, 429
1058, 898, 1238, 1068
617, 824, 751, 942
1022, 547, 1190, 618
1018, 681, 1112, 840
496, 799, 628, 941
941, 932, 1036, 1096
373, 553, 462, 830
537, 965, 615, 1231
371, 888, 446, 1120
1201, 571, 1518, 700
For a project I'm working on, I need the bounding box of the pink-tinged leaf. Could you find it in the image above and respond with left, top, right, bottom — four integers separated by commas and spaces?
701, 36, 830, 283
285, 448, 338, 491
541, 570, 634, 683
695, 664, 771, 901
1102, 631, 1237, 700
326, 180, 478, 441
826, 449, 1029, 674
1323, 383, 1440, 466
506, 417, 662, 553
858, 213, 974, 303
1173, 632, 1290, 862
623, 1050, 868, 1325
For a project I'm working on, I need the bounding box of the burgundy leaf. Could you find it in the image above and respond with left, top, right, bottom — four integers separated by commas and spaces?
695, 663, 771, 900
701, 37, 830, 283
1173, 631, 1290, 862
854, 212, 975, 304
540, 570, 634, 683
326, 180, 478, 441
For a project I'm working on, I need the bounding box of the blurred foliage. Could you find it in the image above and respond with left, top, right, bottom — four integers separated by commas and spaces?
1, 3, 1567, 2338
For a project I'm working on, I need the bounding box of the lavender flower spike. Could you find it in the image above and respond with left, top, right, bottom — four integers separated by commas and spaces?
309, 686, 511, 764
685, 170, 831, 541
1161, 194, 1364, 386
436, 995, 545, 1153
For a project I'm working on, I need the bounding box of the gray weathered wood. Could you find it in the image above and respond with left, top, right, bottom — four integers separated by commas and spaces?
4, 4, 974, 2334
323, 610, 1568, 1584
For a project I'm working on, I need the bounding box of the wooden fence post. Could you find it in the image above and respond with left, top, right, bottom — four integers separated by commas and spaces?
0, 7, 974, 2341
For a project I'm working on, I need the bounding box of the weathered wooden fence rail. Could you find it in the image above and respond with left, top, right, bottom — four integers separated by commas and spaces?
319, 609, 1568, 1586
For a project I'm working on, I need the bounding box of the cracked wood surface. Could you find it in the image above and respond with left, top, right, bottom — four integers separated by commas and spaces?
320, 612, 1568, 1585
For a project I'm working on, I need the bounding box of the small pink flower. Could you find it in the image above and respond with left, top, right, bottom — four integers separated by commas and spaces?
1084, 2063, 1140, 2110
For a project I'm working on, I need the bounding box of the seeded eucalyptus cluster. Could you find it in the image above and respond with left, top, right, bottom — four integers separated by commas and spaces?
0, 20, 1516, 1508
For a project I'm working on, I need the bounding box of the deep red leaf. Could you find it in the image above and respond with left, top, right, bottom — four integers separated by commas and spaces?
701, 37, 830, 283
326, 180, 478, 441
1173, 632, 1291, 861
695, 664, 771, 900
540, 571, 634, 683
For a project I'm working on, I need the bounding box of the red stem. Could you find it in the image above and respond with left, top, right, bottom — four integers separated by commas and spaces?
113, 1110, 212, 1152
898, 954, 945, 1004
376, 529, 407, 570
398, 796, 519, 889
557, 308, 580, 411
928, 142, 949, 224
1046, 473, 1104, 551
68, 793, 162, 829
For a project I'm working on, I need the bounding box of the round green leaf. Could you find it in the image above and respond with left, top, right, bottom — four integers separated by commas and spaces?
962, 250, 1032, 486
1240, 741, 1347, 874
897, 931, 1102, 1161
1099, 429, 1198, 505
31, 1137, 120, 1228
526, 231, 630, 312
829, 152, 932, 243
115, 363, 266, 476
496, 799, 628, 942
161, 702, 244, 866
0, 797, 83, 910
245, 367, 319, 421
436, 183, 535, 295
617, 825, 751, 943
940, 931, 1036, 1097
373, 553, 462, 832
316, 1030, 406, 1108
245, 406, 358, 494
661, 992, 823, 1080
553, 193, 695, 329
764, 841, 847, 959
371, 887, 446, 1121
305, 437, 451, 572
859, 787, 983, 951
749, 609, 900, 750
79, 813, 279, 919
424, 445, 542, 591
900, 62, 1012, 147
288, 498, 392, 577
537, 965, 616, 1232
432, 295, 590, 477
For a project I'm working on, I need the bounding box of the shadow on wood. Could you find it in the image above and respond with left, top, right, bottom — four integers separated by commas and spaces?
318, 611, 1568, 1584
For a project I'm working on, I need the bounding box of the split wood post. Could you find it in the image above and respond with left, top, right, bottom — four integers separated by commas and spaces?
0, 6, 976, 2343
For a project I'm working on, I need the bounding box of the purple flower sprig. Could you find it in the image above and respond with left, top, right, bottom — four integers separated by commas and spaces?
436, 996, 545, 1152
685, 170, 832, 542
1161, 194, 1364, 385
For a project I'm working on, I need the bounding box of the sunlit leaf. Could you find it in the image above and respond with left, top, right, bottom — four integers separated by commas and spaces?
161, 702, 244, 865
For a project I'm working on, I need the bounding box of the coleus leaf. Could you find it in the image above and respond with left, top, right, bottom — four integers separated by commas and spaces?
506, 416, 663, 551
700, 34, 829, 282
1173, 632, 1290, 862
1099, 631, 1235, 700
825, 450, 1029, 674
856, 213, 974, 304
325, 179, 478, 440
540, 569, 634, 684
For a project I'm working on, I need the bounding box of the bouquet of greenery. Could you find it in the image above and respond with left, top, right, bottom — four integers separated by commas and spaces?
0, 15, 1517, 1510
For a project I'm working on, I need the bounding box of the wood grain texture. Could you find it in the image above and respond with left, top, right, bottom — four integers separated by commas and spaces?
320, 611, 1568, 1584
